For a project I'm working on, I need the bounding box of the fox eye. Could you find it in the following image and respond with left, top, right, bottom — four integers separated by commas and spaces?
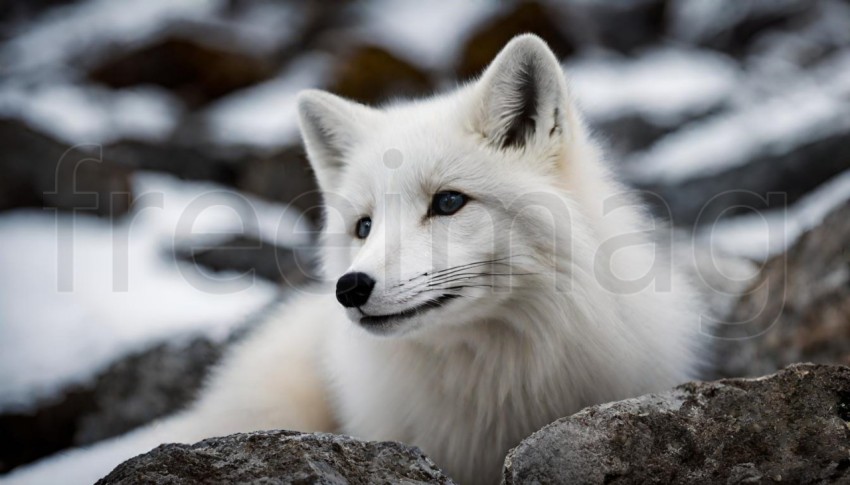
355, 216, 371, 239
430, 191, 468, 216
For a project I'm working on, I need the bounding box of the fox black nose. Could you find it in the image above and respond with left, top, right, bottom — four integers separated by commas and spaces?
336, 272, 376, 308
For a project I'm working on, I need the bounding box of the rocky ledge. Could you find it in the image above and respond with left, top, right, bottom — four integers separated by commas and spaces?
97, 430, 455, 484
97, 364, 850, 484
504, 363, 850, 484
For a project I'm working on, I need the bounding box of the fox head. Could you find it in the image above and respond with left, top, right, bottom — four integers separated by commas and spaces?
297, 34, 593, 337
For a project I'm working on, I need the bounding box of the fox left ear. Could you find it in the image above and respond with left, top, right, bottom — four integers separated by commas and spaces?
297, 89, 378, 192
474, 34, 569, 150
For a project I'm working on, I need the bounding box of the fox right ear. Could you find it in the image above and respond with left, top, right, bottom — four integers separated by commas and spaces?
297, 90, 376, 192
473, 34, 570, 151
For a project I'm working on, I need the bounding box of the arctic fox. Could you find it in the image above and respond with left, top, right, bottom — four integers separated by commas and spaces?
4, 35, 703, 485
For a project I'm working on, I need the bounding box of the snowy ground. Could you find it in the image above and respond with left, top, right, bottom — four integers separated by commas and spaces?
356, 0, 501, 70
625, 82, 850, 185
567, 48, 740, 127
202, 54, 332, 148
0, 172, 310, 411
699, 170, 850, 260
0, 83, 184, 145
0, 0, 221, 76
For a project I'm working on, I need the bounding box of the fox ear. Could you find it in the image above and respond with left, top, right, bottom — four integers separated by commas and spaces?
474, 34, 568, 150
297, 89, 377, 192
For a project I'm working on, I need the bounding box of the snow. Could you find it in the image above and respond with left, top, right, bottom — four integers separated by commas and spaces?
217, 2, 301, 55
0, 172, 311, 411
818, 50, 850, 97
130, 172, 311, 249
699, 170, 850, 260
0, 83, 183, 144
0, 0, 222, 75
202, 54, 332, 148
621, 47, 850, 185
668, 0, 806, 46
566, 48, 740, 124
625, 87, 850, 184
356, 0, 499, 69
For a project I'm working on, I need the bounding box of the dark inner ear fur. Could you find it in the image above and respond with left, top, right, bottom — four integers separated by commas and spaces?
549, 107, 561, 137
501, 59, 539, 149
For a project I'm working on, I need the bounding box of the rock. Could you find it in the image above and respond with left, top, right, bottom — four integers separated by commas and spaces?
0, 295, 287, 473
235, 145, 323, 223
568, 0, 668, 54
0, 386, 94, 474
98, 430, 455, 484
102, 140, 240, 186
590, 112, 694, 159
0, 0, 76, 26
73, 339, 224, 446
0, 339, 222, 473
103, 141, 322, 222
670, 233, 760, 324
328, 45, 434, 105
504, 363, 850, 484
0, 118, 133, 219
713, 200, 850, 378
456, 1, 576, 80
89, 36, 278, 108
174, 235, 318, 285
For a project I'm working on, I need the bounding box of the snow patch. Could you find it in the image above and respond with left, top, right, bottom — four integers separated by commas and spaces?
0, 172, 310, 411
567, 48, 739, 124
626, 87, 850, 184
700, 170, 850, 260
668, 0, 806, 46
357, 0, 499, 69
202, 54, 331, 148
0, 83, 184, 144
205, 2, 301, 56
1, 0, 222, 75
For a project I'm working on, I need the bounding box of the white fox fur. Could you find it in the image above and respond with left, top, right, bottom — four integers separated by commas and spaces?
3, 35, 703, 485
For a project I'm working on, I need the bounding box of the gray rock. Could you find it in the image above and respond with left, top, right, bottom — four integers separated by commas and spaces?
73, 339, 224, 446
568, 0, 667, 54
504, 363, 850, 484
671, 234, 760, 324
0, 0, 77, 27
713, 199, 850, 378
102, 140, 241, 187
455, 1, 577, 81
88, 35, 278, 109
235, 145, 323, 224
98, 430, 455, 484
329, 44, 435, 105
0, 118, 133, 219
0, 339, 222, 473
102, 141, 323, 223
173, 235, 318, 285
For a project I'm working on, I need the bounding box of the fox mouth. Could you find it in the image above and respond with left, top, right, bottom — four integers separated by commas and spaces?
359, 294, 460, 327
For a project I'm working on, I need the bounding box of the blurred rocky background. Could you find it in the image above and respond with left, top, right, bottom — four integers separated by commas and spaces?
1, 0, 849, 479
